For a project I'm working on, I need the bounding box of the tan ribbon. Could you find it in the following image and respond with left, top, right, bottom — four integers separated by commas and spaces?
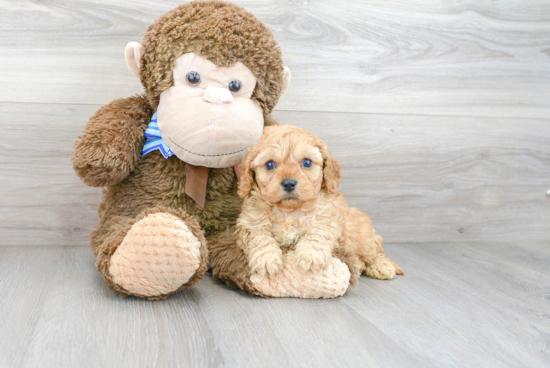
185, 163, 245, 209
185, 164, 209, 209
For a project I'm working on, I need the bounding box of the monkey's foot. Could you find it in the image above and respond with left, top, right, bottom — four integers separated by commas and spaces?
109, 212, 204, 298
250, 257, 351, 299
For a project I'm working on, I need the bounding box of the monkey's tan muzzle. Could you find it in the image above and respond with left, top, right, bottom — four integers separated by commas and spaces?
157, 86, 264, 168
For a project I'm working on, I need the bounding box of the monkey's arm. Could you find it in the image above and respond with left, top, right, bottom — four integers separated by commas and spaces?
72, 95, 153, 187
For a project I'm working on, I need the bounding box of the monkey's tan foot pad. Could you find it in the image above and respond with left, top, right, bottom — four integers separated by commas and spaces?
249, 258, 351, 299
109, 212, 202, 297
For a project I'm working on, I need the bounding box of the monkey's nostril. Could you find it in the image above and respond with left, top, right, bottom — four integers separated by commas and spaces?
203, 86, 233, 104
281, 178, 297, 192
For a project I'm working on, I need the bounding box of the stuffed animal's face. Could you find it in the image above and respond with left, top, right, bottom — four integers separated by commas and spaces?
156, 53, 264, 168
123, 1, 292, 168
238, 125, 342, 210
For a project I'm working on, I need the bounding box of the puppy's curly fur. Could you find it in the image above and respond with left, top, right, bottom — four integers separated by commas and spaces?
236, 125, 404, 280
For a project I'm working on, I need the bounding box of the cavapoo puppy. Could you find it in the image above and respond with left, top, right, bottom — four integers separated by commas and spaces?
236, 125, 404, 280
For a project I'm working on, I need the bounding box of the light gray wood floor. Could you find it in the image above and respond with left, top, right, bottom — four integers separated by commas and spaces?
1, 242, 549, 368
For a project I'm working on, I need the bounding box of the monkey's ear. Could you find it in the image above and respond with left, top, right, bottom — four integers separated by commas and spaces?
124, 42, 143, 78
280, 66, 291, 96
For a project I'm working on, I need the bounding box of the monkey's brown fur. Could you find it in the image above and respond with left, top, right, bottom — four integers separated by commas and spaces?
73, 1, 355, 299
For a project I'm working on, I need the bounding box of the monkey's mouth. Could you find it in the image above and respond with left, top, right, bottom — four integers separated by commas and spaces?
168, 137, 250, 158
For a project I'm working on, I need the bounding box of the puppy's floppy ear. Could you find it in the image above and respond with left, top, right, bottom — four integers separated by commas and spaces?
239, 126, 278, 198
237, 145, 260, 199
318, 140, 341, 194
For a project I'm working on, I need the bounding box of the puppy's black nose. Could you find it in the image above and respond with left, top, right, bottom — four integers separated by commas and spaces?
281, 178, 297, 192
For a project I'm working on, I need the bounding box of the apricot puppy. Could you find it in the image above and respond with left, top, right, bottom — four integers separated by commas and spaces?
236, 125, 404, 280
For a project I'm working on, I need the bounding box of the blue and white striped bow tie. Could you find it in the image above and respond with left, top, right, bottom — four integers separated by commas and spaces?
142, 112, 174, 159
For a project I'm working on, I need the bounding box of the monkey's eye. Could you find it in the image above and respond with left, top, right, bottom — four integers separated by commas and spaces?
265, 160, 276, 171
228, 80, 241, 93
302, 158, 312, 168
186, 72, 201, 86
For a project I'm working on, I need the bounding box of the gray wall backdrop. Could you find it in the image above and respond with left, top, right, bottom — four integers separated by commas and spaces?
1, 0, 549, 246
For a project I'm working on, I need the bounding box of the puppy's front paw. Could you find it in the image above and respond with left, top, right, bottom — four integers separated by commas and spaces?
366, 259, 397, 280
287, 248, 330, 273
250, 252, 284, 277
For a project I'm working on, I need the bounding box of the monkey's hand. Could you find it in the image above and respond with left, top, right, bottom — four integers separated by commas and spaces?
72, 95, 153, 187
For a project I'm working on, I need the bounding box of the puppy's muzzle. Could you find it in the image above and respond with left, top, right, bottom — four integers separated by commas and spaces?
281, 178, 297, 192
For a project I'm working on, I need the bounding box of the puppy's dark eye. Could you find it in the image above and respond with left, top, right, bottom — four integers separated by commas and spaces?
228, 80, 241, 92
302, 158, 312, 168
265, 160, 275, 171
186, 71, 201, 86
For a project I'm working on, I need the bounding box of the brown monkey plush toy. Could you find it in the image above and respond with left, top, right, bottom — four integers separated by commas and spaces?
73, 1, 355, 300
